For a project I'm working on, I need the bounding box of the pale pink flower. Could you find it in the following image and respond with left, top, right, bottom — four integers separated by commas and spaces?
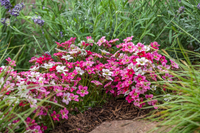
123, 36, 134, 43
170, 59, 179, 69
62, 93, 71, 105
91, 80, 102, 86
97, 36, 106, 46
70, 93, 79, 102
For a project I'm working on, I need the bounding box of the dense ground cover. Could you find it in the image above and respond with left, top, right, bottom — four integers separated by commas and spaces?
0, 0, 200, 133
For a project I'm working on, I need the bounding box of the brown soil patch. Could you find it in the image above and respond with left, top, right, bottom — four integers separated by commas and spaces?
50, 99, 154, 133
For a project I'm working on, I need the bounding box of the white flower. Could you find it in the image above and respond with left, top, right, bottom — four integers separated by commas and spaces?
29, 66, 39, 71
62, 93, 71, 105
30, 72, 40, 78
75, 67, 84, 75
28, 98, 38, 108
144, 45, 150, 51
0, 77, 4, 86
124, 90, 130, 96
132, 64, 141, 72
99, 49, 110, 54
105, 76, 113, 81
50, 80, 55, 85
102, 69, 113, 77
4, 96, 19, 106
68, 50, 79, 54
55, 48, 66, 52
151, 85, 157, 91
16, 76, 24, 81
78, 41, 85, 47
41, 63, 54, 69
127, 63, 134, 69
135, 69, 145, 75
56, 65, 68, 74
164, 94, 172, 102
118, 53, 125, 59
61, 55, 73, 60
38, 77, 44, 84
80, 49, 87, 56
18, 85, 29, 98
136, 57, 148, 66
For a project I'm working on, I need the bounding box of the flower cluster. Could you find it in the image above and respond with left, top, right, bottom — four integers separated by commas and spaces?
0, 0, 12, 9
32, 16, 45, 26
9, 2, 25, 17
197, 3, 200, 10
178, 6, 185, 14
1, 18, 10, 26
0, 36, 178, 132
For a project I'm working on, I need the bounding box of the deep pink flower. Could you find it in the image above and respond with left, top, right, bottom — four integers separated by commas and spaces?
51, 111, 60, 121
70, 93, 79, 102
60, 108, 69, 120
77, 85, 88, 97
134, 74, 146, 83
150, 41, 160, 49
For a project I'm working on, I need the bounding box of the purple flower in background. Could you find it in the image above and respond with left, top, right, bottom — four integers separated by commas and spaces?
178, 0, 181, 2
0, 0, 12, 9
178, 6, 185, 14
1, 18, 10, 26
60, 31, 63, 38
32, 16, 45, 26
9, 3, 25, 17
197, 3, 200, 10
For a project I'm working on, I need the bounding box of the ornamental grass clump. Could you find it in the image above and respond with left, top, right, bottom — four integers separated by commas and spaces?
0, 36, 178, 132
146, 47, 200, 133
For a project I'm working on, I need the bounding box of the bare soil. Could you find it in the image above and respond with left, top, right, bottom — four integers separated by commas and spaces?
50, 99, 156, 133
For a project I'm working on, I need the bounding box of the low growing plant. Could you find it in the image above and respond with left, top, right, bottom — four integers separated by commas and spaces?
0, 36, 178, 132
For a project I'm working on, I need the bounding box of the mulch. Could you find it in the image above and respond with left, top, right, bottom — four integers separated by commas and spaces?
50, 98, 154, 133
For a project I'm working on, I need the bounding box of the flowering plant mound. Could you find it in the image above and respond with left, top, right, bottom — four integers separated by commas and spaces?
0, 36, 178, 132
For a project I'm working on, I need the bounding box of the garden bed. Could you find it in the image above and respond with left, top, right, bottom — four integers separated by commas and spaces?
51, 99, 153, 133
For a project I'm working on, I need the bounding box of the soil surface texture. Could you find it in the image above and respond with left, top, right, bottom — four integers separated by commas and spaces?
50, 99, 155, 133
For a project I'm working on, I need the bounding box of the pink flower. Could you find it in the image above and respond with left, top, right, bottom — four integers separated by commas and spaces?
6, 57, 16, 66
109, 38, 119, 44
124, 42, 135, 52
150, 72, 157, 81
60, 108, 69, 120
151, 99, 158, 109
152, 52, 162, 61
70, 93, 79, 102
77, 85, 88, 97
123, 36, 134, 43
162, 73, 173, 82
51, 111, 60, 121
33, 125, 42, 133
62, 93, 71, 105
97, 36, 106, 46
170, 59, 179, 69
134, 74, 146, 83
136, 43, 145, 52
116, 81, 125, 90
160, 56, 168, 64
145, 94, 154, 105
91, 80, 102, 86
130, 88, 140, 99
157, 63, 170, 72
135, 83, 147, 94
126, 95, 134, 103
150, 41, 160, 49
